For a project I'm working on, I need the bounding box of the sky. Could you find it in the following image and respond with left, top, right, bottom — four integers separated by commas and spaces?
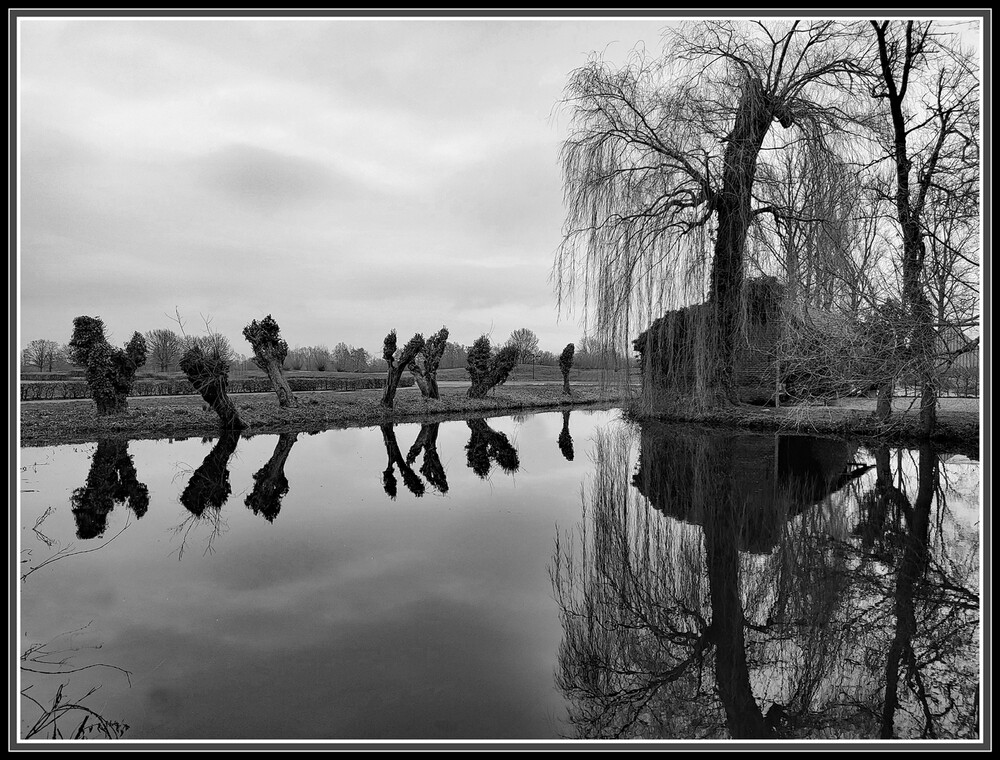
16, 13, 984, 359
17, 14, 689, 357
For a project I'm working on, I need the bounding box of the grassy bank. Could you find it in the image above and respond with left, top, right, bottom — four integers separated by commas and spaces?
19, 380, 979, 455
19, 384, 624, 448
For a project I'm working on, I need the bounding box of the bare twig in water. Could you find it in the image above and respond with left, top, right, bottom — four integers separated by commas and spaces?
20, 518, 131, 582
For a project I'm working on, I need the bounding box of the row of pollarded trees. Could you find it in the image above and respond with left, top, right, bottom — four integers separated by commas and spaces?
67, 313, 298, 429
555, 19, 980, 436
378, 327, 578, 408
67, 314, 580, 427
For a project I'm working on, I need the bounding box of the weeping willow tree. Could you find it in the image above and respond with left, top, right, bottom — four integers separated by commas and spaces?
554, 20, 870, 409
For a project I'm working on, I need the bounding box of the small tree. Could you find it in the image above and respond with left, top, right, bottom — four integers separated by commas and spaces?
467, 335, 518, 398
559, 343, 575, 395
311, 346, 330, 372
243, 315, 297, 408
332, 342, 352, 371
409, 326, 449, 399
21, 339, 60, 372
179, 345, 245, 431
68, 316, 147, 416
506, 328, 540, 365
145, 329, 183, 372
381, 330, 424, 408
350, 346, 371, 372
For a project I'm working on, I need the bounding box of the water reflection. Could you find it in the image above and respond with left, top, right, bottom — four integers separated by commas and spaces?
558, 411, 574, 462
246, 433, 298, 522
552, 423, 979, 740
465, 418, 519, 479
70, 440, 149, 539
406, 423, 449, 494
180, 432, 240, 516
381, 424, 425, 499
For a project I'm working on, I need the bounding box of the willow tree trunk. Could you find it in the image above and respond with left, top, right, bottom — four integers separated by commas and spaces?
189, 375, 245, 431
180, 349, 245, 431
261, 359, 296, 408
707, 78, 777, 404
383, 363, 408, 408
562, 371, 571, 395
426, 374, 440, 400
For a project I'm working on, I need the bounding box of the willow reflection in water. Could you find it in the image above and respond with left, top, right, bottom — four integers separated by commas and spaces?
70, 439, 149, 539
558, 411, 574, 462
246, 432, 298, 522
465, 418, 520, 479
551, 423, 979, 740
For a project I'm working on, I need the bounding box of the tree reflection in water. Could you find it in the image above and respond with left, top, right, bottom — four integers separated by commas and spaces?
558, 411, 574, 461
551, 423, 979, 740
406, 423, 449, 494
179, 431, 241, 516
245, 433, 298, 522
70, 440, 149, 539
465, 418, 519, 479
381, 424, 425, 499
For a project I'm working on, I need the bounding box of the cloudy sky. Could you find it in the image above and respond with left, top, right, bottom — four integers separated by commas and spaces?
17, 14, 692, 357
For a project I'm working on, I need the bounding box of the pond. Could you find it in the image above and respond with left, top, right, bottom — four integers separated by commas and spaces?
17, 409, 980, 741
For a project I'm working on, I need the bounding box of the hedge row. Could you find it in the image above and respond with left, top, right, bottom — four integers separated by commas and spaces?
20, 375, 413, 401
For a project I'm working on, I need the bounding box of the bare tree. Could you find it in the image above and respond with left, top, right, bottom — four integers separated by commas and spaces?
506, 328, 540, 365
555, 21, 870, 407
21, 339, 60, 373
867, 20, 979, 432
144, 329, 183, 372
349, 346, 371, 372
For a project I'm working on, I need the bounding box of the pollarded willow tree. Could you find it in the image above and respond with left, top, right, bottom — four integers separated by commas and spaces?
68, 316, 148, 415
408, 326, 449, 400
243, 315, 297, 408
382, 330, 425, 408
466, 335, 518, 399
554, 20, 871, 408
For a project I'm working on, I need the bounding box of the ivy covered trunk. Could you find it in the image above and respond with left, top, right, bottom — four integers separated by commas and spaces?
69, 316, 147, 417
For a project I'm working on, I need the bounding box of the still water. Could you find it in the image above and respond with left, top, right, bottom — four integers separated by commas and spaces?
18, 409, 980, 741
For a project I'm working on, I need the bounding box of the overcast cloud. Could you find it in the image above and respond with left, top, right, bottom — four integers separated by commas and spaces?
18, 15, 685, 356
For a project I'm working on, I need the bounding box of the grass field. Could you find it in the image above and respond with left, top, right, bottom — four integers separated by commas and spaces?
19, 383, 626, 447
